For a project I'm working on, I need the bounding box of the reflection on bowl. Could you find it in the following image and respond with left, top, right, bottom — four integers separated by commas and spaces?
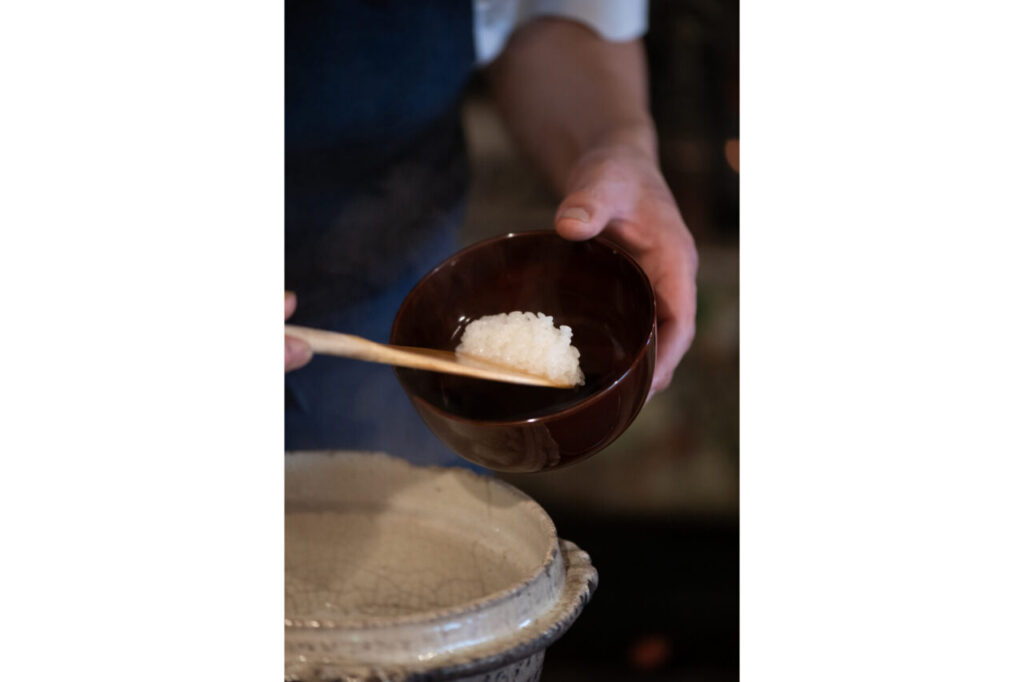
285, 451, 597, 681
391, 231, 656, 472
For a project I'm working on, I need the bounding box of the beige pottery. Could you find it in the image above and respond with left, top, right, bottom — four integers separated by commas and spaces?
285, 452, 597, 681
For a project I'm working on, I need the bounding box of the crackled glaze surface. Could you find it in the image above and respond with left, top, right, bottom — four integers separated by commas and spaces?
287, 510, 529, 619
285, 452, 597, 681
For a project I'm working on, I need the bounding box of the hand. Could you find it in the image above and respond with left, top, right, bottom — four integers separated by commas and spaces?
554, 142, 698, 395
285, 291, 313, 372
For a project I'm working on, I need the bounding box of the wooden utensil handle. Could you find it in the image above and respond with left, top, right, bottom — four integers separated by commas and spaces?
284, 324, 466, 376
285, 325, 397, 363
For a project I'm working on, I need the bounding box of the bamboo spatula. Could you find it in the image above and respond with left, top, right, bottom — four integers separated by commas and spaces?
284, 325, 573, 388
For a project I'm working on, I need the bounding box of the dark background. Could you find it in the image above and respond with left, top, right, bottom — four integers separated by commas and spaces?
461, 1, 739, 679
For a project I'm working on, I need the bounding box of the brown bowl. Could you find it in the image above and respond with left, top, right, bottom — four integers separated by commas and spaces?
390, 231, 656, 472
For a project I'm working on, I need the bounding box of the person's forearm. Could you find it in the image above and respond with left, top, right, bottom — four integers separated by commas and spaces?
486, 18, 657, 193
488, 17, 698, 394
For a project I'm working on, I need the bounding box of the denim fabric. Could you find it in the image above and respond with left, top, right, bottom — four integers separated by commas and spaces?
285, 211, 470, 470
285, 2, 478, 468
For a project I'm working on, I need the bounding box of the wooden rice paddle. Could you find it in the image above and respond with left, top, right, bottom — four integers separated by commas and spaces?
284, 325, 574, 388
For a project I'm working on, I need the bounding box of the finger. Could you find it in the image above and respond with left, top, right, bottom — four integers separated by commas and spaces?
285, 335, 313, 372
285, 291, 298, 320
554, 178, 626, 240
649, 266, 697, 395
649, 316, 693, 395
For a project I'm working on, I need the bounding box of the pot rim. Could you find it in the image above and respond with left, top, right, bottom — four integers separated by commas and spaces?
285, 539, 597, 681
284, 453, 559, 631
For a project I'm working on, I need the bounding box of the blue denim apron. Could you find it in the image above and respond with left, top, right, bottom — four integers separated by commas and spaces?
285, 1, 475, 467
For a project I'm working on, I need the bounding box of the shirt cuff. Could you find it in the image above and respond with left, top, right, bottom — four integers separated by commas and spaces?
474, 0, 649, 65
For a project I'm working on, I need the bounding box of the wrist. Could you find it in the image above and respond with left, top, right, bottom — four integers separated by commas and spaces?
559, 121, 660, 195
561, 121, 665, 198
580, 120, 658, 165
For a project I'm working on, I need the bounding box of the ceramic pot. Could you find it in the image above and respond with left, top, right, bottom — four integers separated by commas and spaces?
285, 452, 598, 681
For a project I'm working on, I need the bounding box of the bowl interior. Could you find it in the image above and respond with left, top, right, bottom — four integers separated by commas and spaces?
391, 232, 655, 422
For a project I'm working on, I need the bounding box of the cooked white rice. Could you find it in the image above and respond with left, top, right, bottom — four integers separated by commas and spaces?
455, 312, 584, 386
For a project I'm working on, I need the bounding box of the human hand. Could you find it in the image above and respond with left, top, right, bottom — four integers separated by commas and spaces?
285, 291, 313, 372
554, 142, 698, 395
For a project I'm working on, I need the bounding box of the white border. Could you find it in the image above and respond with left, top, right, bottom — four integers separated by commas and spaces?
2, 2, 283, 678
742, 1, 1024, 679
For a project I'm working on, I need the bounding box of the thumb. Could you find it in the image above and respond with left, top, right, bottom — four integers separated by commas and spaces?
554, 181, 618, 241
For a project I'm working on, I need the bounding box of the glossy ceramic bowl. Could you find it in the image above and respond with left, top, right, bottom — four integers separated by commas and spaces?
284, 451, 598, 681
390, 231, 656, 472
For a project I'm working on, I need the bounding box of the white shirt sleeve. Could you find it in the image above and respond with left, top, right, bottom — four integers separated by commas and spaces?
473, 0, 649, 66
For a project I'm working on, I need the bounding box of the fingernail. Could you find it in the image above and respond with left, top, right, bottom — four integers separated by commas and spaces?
557, 207, 590, 222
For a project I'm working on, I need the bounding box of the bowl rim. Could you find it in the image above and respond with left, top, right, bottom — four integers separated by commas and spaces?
390, 230, 657, 426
